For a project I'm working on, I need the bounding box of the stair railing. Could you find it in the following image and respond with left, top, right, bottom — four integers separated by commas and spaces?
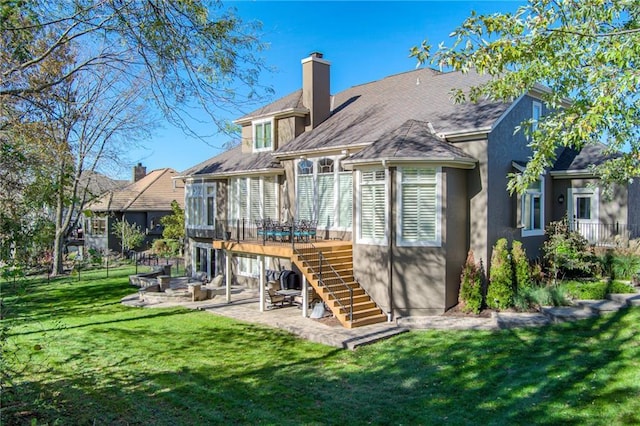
294, 243, 353, 323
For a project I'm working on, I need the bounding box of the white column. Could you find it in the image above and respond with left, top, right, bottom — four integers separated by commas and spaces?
302, 274, 308, 318
225, 250, 231, 303
258, 255, 265, 312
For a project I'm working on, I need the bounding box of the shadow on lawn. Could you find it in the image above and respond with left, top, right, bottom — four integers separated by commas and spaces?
4, 278, 639, 425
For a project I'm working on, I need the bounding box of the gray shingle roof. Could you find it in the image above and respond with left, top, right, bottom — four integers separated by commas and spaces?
235, 90, 305, 122
180, 145, 282, 177
182, 67, 509, 177
552, 143, 617, 173
346, 119, 475, 164
275, 67, 509, 155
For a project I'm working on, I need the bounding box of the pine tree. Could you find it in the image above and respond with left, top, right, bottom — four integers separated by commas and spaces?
487, 238, 515, 310
459, 251, 483, 314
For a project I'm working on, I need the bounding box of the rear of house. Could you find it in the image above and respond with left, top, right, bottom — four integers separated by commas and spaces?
178, 52, 638, 323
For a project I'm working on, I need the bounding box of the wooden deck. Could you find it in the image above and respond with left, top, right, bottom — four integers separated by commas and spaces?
212, 239, 349, 258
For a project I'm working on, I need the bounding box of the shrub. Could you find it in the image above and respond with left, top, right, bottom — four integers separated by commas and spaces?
606, 280, 635, 294
459, 251, 483, 314
543, 219, 599, 280
564, 280, 607, 300
487, 238, 515, 310
611, 253, 640, 280
511, 240, 532, 290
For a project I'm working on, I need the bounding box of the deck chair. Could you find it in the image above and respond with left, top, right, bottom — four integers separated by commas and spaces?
265, 280, 289, 308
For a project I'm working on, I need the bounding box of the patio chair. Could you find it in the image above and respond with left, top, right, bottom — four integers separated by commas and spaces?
265, 286, 287, 309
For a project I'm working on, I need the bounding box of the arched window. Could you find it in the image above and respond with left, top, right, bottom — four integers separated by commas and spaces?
298, 159, 313, 175
318, 158, 334, 174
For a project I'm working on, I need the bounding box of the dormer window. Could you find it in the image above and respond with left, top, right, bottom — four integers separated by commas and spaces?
253, 119, 273, 151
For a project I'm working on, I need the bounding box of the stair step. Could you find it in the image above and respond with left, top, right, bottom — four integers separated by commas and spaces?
335, 301, 377, 313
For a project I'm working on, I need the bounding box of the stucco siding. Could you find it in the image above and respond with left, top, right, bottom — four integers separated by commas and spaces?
444, 167, 468, 310
353, 243, 390, 313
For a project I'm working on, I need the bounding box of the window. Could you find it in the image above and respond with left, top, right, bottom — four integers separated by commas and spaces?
397, 167, 440, 246
186, 182, 216, 228
297, 160, 314, 221
521, 178, 544, 236
236, 254, 273, 278
253, 120, 273, 151
532, 101, 542, 132
228, 176, 278, 224
295, 157, 353, 229
87, 216, 107, 236
358, 169, 387, 244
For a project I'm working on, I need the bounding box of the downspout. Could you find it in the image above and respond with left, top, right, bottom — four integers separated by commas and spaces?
387, 165, 395, 322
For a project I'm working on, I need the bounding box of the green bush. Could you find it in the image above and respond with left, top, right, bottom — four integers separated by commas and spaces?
543, 219, 599, 279
611, 253, 640, 280
512, 240, 532, 290
564, 280, 607, 300
607, 280, 635, 294
513, 283, 570, 309
459, 251, 483, 314
487, 238, 515, 310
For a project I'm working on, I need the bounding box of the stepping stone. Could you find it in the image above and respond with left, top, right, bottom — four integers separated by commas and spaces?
607, 293, 640, 307
494, 312, 551, 328
574, 299, 625, 313
541, 306, 598, 324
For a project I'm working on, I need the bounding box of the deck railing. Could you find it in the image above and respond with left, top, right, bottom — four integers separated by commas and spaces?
293, 242, 354, 323
570, 221, 640, 247
217, 218, 318, 249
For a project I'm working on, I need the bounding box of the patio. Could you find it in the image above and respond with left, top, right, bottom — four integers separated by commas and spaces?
121, 286, 408, 349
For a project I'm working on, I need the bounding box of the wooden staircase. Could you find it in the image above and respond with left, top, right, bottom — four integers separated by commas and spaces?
292, 242, 387, 328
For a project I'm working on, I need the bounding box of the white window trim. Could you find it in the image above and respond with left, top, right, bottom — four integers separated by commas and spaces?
252, 118, 274, 153
532, 101, 542, 132
355, 168, 388, 246
396, 167, 442, 247
192, 242, 213, 278
227, 176, 278, 225
294, 156, 353, 231
568, 187, 600, 222
521, 175, 545, 237
236, 254, 269, 278
185, 181, 216, 230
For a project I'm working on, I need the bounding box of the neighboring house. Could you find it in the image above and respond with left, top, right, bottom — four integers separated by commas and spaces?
177, 52, 639, 327
64, 170, 128, 257
85, 164, 185, 254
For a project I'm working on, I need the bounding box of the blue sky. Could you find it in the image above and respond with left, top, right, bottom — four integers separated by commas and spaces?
123, 1, 523, 179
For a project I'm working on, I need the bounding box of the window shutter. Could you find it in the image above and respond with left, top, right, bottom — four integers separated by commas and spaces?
250, 178, 261, 221
360, 170, 386, 241
317, 173, 335, 228
239, 178, 248, 220
297, 175, 314, 221
400, 168, 438, 243
338, 172, 353, 228
263, 177, 277, 220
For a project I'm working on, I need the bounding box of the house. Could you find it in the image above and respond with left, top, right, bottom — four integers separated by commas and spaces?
177, 52, 639, 327
84, 164, 185, 254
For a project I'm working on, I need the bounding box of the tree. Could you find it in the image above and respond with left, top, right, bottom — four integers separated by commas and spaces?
459, 251, 483, 314
411, 0, 640, 194
161, 201, 186, 242
112, 219, 145, 255
1, 0, 269, 272
487, 238, 515, 310
1, 0, 270, 136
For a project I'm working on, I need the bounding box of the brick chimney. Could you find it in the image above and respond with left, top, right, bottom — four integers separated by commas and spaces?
302, 52, 330, 130
133, 162, 146, 182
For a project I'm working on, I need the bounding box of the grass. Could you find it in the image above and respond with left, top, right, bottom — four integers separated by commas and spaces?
2, 267, 640, 425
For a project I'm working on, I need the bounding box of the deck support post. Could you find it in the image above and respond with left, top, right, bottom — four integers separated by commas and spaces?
225, 250, 231, 303
302, 274, 308, 318
259, 255, 265, 312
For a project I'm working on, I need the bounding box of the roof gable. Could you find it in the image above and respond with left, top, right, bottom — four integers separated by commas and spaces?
88, 168, 184, 212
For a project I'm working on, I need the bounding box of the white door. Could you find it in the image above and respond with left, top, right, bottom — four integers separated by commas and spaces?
568, 188, 599, 243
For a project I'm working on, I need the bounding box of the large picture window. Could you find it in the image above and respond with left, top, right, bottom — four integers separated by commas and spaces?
186, 182, 216, 228
295, 157, 352, 229
357, 169, 386, 245
397, 167, 440, 246
228, 176, 278, 224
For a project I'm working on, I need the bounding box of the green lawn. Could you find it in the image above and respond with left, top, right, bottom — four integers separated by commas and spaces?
2, 267, 639, 425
